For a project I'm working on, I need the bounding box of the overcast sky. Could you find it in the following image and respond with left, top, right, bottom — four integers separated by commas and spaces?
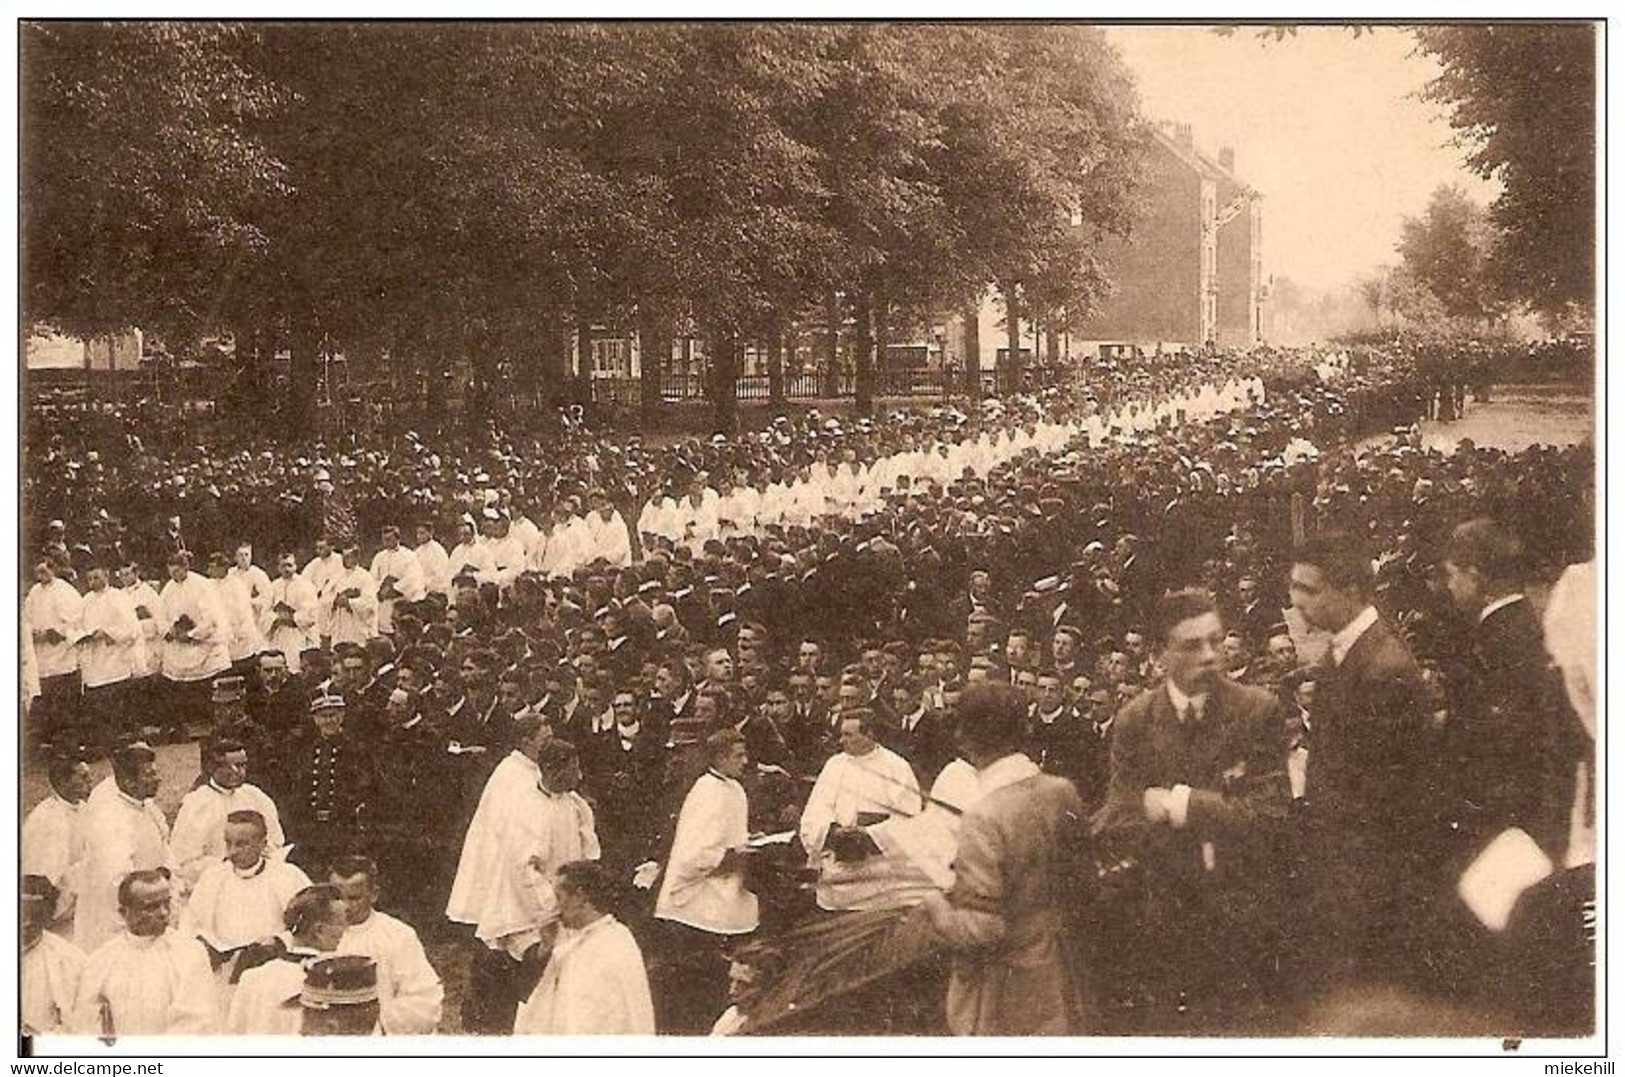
1104, 25, 1501, 294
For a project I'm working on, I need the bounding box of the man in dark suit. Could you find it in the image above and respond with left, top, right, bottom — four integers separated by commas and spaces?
886, 674, 954, 786
1440, 517, 1582, 858
1092, 589, 1291, 1022
590, 689, 667, 877
1288, 531, 1438, 1002
1438, 517, 1593, 1027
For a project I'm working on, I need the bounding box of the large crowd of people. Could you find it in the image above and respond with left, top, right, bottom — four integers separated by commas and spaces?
20, 337, 1595, 1040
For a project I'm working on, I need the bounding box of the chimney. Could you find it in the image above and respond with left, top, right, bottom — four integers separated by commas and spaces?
1176, 123, 1193, 150
1219, 146, 1236, 173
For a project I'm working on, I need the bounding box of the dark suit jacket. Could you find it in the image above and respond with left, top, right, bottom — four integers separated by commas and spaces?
1302, 613, 1437, 984
1093, 676, 1290, 888
589, 731, 667, 871
1447, 598, 1586, 862
1027, 706, 1111, 812
892, 707, 956, 787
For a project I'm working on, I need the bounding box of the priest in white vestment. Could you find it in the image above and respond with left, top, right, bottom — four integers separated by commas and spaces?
180, 810, 310, 1011
23, 755, 93, 930
24, 559, 83, 691
324, 546, 379, 648
23, 876, 86, 1036
301, 538, 346, 642
78, 745, 172, 954
69, 870, 217, 1036
816, 758, 982, 911
446, 713, 555, 930
370, 525, 428, 635
412, 523, 453, 599
208, 553, 266, 668
226, 545, 273, 620
327, 855, 444, 1035
515, 860, 654, 1035
118, 565, 164, 682
261, 554, 319, 672
800, 710, 921, 864
170, 738, 286, 892
75, 566, 140, 712
156, 554, 232, 690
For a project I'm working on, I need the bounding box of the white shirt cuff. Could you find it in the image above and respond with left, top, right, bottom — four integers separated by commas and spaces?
1168, 784, 1193, 829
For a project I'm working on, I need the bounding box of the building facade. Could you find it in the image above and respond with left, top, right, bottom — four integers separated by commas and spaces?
1073, 123, 1264, 350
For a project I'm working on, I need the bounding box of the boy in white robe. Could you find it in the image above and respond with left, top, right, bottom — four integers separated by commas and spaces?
23, 876, 86, 1036
328, 854, 444, 1035
515, 861, 654, 1035
70, 869, 217, 1036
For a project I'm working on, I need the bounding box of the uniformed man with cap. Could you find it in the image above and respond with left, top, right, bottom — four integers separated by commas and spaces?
282, 695, 371, 877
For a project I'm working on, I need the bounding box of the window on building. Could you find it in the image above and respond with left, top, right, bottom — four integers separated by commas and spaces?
592, 338, 629, 377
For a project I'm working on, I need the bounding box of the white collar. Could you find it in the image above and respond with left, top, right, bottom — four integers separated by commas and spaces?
1165, 680, 1208, 720
1329, 605, 1380, 666
1479, 593, 1526, 624
1036, 706, 1065, 726
976, 752, 1040, 795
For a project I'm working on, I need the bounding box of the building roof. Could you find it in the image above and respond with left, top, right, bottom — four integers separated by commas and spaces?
1150, 124, 1262, 201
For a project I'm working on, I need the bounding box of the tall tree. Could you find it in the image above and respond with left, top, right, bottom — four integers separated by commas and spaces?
22, 22, 287, 345
1397, 184, 1503, 323
1415, 24, 1596, 320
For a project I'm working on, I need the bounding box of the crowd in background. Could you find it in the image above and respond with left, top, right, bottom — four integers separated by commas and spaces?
21, 337, 1595, 1038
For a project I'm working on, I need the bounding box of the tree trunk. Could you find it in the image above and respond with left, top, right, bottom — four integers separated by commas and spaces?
710, 328, 740, 435
1001, 282, 1022, 394
575, 317, 594, 407
766, 319, 785, 410
853, 292, 875, 416
287, 319, 320, 442
873, 287, 891, 399
1045, 314, 1061, 364
962, 298, 982, 400
823, 290, 841, 398
638, 305, 669, 421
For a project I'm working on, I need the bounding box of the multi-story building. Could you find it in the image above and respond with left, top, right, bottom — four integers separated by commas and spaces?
1073, 122, 1264, 349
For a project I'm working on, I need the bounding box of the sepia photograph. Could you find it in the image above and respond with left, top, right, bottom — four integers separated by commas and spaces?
14, 12, 1602, 1060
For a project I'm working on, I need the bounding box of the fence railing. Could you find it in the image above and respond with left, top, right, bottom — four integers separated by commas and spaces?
582, 365, 1069, 407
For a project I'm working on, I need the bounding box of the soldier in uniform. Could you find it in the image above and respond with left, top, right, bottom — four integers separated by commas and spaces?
283, 696, 372, 878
